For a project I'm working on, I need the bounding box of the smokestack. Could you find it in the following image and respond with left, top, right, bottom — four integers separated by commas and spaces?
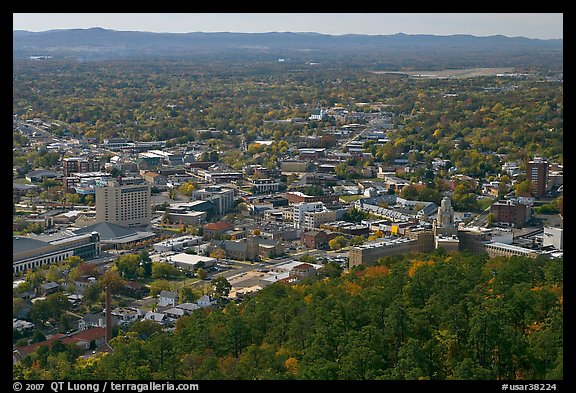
105, 285, 112, 343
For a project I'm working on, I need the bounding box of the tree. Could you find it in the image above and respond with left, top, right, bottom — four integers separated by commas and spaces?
179, 286, 199, 304
116, 254, 141, 279
343, 207, 368, 223
63, 256, 83, 269
350, 236, 366, 247
196, 268, 207, 281
515, 179, 532, 197
150, 280, 172, 297
213, 277, 232, 299
128, 320, 163, 340
178, 182, 197, 197
100, 267, 125, 293
29, 293, 70, 326
151, 262, 180, 279
139, 251, 153, 277
210, 247, 226, 260
329, 236, 348, 251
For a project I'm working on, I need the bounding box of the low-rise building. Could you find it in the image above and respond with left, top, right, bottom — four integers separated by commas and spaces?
490, 200, 529, 228
168, 253, 217, 270
348, 237, 418, 267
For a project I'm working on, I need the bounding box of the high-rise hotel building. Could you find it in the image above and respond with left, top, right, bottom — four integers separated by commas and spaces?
95, 178, 151, 227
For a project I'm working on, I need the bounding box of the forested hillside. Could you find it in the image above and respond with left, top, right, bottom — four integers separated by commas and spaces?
13, 251, 563, 380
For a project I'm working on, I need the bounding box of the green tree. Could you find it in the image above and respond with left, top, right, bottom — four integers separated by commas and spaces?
329, 236, 348, 251
116, 254, 141, 279
213, 277, 232, 299
196, 268, 207, 281
151, 262, 180, 279
150, 280, 172, 298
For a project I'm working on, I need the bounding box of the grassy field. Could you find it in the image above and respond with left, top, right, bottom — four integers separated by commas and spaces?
339, 194, 367, 202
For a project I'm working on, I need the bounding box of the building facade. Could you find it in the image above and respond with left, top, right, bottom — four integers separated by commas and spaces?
192, 186, 234, 215
526, 157, 549, 198
95, 179, 151, 228
490, 200, 528, 228
62, 157, 100, 177
13, 232, 100, 274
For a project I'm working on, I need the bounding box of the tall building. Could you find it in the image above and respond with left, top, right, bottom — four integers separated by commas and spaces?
293, 202, 324, 229
62, 157, 100, 177
526, 157, 549, 198
95, 178, 151, 228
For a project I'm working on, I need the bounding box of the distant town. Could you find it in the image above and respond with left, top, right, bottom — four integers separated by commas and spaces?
13, 102, 563, 360
12, 28, 563, 379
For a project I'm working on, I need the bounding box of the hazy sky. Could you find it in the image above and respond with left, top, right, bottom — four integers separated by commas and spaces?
13, 13, 563, 39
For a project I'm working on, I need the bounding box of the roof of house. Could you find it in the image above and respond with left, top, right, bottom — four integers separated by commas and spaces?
163, 307, 185, 317
14, 334, 65, 358
176, 302, 200, 312
82, 312, 104, 324
302, 230, 325, 237
204, 221, 233, 231
159, 290, 178, 299
41, 282, 60, 290
26, 169, 61, 177
61, 327, 106, 344
198, 294, 215, 304
292, 263, 314, 270
144, 311, 166, 321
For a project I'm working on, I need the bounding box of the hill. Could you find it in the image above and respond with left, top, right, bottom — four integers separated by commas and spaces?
13, 28, 563, 69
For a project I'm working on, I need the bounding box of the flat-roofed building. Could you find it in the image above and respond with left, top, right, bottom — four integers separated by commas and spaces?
192, 186, 234, 215
348, 237, 417, 267
490, 200, 528, 228
484, 242, 540, 259
167, 253, 217, 270
543, 226, 563, 250
13, 232, 100, 274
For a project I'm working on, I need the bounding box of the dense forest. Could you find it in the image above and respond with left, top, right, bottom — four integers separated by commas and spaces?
13, 251, 563, 380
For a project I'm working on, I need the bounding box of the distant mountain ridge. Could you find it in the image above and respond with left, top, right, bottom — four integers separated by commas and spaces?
13, 28, 563, 68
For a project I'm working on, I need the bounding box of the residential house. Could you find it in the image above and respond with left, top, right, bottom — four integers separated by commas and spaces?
78, 312, 106, 331
289, 263, 317, 281
163, 307, 185, 320
176, 302, 200, 315
157, 290, 178, 308
197, 295, 217, 308
40, 282, 61, 296
143, 311, 169, 325
111, 307, 144, 327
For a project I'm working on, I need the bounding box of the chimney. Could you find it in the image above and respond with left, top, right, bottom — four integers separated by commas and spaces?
105, 285, 112, 343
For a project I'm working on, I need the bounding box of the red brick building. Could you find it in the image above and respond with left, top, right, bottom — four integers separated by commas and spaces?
300, 230, 329, 249
285, 191, 339, 204
490, 200, 528, 228
526, 157, 549, 198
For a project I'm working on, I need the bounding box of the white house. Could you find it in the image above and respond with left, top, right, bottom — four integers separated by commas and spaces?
157, 290, 178, 308
197, 295, 217, 308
